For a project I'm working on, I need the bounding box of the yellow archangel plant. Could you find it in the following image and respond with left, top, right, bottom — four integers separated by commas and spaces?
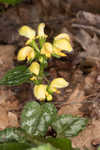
17, 23, 73, 101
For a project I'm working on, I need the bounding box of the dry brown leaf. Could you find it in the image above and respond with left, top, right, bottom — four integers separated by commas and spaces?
0, 106, 9, 130
4, 100, 19, 111
77, 11, 100, 27
84, 68, 97, 91
72, 120, 100, 150
8, 112, 19, 127
75, 29, 100, 58
0, 87, 15, 104
58, 84, 85, 116
0, 45, 16, 78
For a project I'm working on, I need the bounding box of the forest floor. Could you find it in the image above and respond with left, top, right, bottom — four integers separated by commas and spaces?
0, 0, 100, 149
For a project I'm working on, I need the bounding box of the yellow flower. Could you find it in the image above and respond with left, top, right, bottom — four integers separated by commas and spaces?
53, 38, 73, 53
30, 76, 37, 81
53, 33, 73, 57
19, 23, 47, 45
46, 92, 53, 101
53, 47, 66, 57
29, 62, 40, 75
29, 62, 40, 81
41, 42, 53, 58
17, 46, 35, 61
37, 23, 47, 38
18, 25, 36, 39
49, 78, 69, 93
19, 25, 36, 45
34, 84, 47, 101
27, 51, 35, 61
54, 33, 71, 41
47, 94, 53, 101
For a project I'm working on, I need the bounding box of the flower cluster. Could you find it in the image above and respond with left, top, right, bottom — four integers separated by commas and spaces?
17, 23, 73, 101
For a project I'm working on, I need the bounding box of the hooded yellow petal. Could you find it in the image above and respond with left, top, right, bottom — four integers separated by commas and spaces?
19, 25, 36, 39
25, 38, 33, 45
50, 78, 69, 90
54, 39, 73, 52
57, 51, 67, 57
27, 51, 35, 61
37, 23, 47, 38
54, 33, 70, 41
29, 62, 40, 75
30, 76, 37, 81
17, 46, 34, 61
34, 84, 47, 100
53, 47, 66, 57
41, 42, 53, 58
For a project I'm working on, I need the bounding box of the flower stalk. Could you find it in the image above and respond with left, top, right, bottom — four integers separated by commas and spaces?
17, 23, 73, 101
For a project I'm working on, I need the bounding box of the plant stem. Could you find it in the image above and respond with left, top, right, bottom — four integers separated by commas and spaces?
31, 40, 40, 53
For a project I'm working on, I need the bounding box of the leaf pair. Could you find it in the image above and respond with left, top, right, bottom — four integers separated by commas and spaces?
0, 101, 88, 139
21, 101, 88, 137
0, 101, 88, 150
0, 130, 77, 150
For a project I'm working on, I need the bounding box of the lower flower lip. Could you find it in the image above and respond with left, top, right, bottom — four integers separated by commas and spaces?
62, 50, 73, 55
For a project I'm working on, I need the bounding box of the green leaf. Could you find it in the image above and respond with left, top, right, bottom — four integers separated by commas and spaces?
27, 143, 57, 150
21, 101, 57, 136
0, 142, 32, 150
72, 148, 80, 150
31, 40, 40, 53
97, 146, 100, 150
0, 0, 23, 5
39, 37, 46, 48
0, 65, 32, 86
0, 128, 26, 142
52, 115, 88, 137
44, 137, 72, 150
39, 55, 48, 67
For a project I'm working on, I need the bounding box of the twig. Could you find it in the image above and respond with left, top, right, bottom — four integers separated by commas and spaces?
72, 23, 100, 35
29, 15, 68, 25
51, 98, 100, 106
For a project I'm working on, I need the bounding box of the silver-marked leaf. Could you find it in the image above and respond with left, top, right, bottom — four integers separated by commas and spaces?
44, 137, 72, 150
21, 101, 57, 136
27, 143, 57, 150
0, 128, 26, 142
0, 142, 32, 150
52, 115, 88, 137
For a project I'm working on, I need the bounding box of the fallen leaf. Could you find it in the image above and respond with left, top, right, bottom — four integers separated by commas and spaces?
8, 112, 19, 127
0, 106, 9, 130
77, 11, 100, 27
72, 120, 100, 150
75, 29, 100, 58
58, 84, 85, 116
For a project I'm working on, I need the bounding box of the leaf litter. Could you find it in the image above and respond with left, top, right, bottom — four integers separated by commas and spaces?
1, 0, 100, 149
